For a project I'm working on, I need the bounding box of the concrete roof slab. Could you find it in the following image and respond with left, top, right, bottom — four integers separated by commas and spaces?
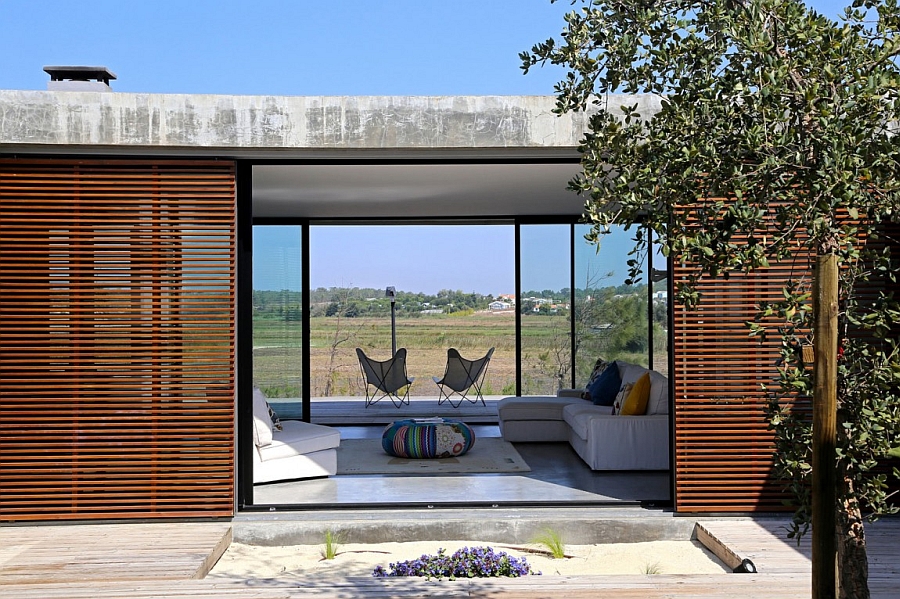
0, 90, 661, 156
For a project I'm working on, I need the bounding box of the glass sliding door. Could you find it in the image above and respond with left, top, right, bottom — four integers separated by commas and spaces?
308, 223, 515, 419
573, 224, 649, 386
650, 230, 670, 376
519, 224, 572, 394
251, 225, 303, 418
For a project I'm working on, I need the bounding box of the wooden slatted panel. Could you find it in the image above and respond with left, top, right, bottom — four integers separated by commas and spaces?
0, 159, 236, 521
671, 197, 815, 512
672, 211, 899, 512
672, 257, 807, 512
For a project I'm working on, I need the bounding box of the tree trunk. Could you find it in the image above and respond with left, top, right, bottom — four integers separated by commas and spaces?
837, 476, 870, 599
812, 253, 839, 599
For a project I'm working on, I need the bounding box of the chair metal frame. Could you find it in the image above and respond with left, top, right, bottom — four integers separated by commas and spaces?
433, 347, 495, 408
356, 347, 414, 408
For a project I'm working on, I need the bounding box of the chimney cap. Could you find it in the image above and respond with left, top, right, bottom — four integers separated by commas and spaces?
43, 65, 117, 85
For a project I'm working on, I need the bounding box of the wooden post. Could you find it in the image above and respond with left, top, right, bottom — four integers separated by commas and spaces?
812, 253, 839, 599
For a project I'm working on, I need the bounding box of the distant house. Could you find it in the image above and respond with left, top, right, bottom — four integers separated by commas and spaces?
497, 294, 516, 304
489, 301, 511, 311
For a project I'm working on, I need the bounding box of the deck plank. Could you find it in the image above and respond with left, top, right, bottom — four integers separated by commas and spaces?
0, 522, 232, 584
0, 575, 811, 598
697, 517, 900, 599
697, 518, 812, 574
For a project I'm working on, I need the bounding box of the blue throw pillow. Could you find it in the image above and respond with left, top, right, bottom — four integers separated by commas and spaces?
587, 361, 620, 406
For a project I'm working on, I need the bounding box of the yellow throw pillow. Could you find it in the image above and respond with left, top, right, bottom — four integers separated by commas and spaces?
620, 372, 651, 415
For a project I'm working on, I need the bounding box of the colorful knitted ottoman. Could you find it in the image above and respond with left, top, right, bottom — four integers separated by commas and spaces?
382, 418, 476, 458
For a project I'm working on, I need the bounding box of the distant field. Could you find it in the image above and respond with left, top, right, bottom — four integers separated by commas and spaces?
253, 311, 654, 398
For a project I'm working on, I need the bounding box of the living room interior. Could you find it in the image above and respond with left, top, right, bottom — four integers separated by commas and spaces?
245, 160, 673, 509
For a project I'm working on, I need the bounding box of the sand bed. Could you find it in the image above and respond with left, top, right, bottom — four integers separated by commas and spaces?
209, 539, 730, 579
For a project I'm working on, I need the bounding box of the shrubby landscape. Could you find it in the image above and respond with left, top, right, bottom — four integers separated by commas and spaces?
253, 283, 667, 398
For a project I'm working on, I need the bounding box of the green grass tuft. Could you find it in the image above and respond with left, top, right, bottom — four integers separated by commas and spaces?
530, 527, 566, 559
642, 561, 662, 574
321, 529, 342, 560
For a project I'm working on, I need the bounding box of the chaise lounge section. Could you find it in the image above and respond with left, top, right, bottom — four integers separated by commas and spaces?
497, 360, 670, 470
252, 388, 341, 483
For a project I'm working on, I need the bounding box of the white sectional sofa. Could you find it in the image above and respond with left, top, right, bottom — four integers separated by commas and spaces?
252, 388, 341, 483
497, 361, 669, 470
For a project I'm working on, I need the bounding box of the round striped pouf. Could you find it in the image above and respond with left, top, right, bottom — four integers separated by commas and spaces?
382, 418, 476, 459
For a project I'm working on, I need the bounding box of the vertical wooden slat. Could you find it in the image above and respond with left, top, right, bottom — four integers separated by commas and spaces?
0, 159, 236, 521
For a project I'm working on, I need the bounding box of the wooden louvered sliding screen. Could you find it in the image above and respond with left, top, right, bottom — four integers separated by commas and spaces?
671, 256, 806, 512
0, 159, 236, 521
671, 213, 898, 512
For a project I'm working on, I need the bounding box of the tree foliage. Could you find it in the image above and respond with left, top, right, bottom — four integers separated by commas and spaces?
523, 0, 900, 292
523, 1, 900, 596
253, 287, 497, 319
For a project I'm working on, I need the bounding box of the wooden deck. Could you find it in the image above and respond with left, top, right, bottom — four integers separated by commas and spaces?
697, 518, 900, 599
1, 517, 898, 598
0, 522, 232, 585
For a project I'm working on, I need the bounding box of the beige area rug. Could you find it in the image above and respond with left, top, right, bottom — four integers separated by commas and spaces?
336, 437, 530, 475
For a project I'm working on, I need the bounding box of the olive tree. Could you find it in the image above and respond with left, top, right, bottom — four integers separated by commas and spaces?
522, 1, 900, 597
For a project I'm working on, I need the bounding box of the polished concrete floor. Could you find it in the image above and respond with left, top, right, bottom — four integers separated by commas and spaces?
253, 425, 671, 508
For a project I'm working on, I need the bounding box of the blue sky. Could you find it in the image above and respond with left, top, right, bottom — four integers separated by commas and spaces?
2, 0, 852, 293
254, 223, 645, 294
0, 0, 574, 95
0, 0, 851, 95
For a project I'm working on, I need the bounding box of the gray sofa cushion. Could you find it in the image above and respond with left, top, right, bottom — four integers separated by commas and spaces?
562, 403, 613, 440
567, 413, 670, 470
499, 419, 570, 443
646, 370, 669, 415
497, 395, 583, 422
617, 361, 649, 386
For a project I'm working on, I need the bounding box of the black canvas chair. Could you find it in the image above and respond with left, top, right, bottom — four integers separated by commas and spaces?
356, 347, 414, 408
433, 347, 495, 408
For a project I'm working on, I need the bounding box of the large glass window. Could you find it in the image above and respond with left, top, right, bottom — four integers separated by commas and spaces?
519, 225, 572, 394
250, 222, 663, 406
247, 218, 670, 508
650, 229, 669, 376
573, 224, 650, 386
251, 225, 303, 416
309, 224, 515, 407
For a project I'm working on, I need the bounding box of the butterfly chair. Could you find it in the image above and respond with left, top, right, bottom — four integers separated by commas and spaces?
356, 347, 414, 408
433, 347, 495, 408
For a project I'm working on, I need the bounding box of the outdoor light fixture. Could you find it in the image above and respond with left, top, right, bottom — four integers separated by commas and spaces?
386, 287, 397, 356
732, 558, 757, 573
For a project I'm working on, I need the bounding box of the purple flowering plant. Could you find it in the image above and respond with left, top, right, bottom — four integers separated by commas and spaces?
372, 546, 538, 579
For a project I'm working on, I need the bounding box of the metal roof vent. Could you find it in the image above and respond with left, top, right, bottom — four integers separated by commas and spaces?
43, 66, 116, 92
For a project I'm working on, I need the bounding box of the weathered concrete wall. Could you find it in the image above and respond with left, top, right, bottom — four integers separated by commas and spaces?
0, 91, 662, 151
